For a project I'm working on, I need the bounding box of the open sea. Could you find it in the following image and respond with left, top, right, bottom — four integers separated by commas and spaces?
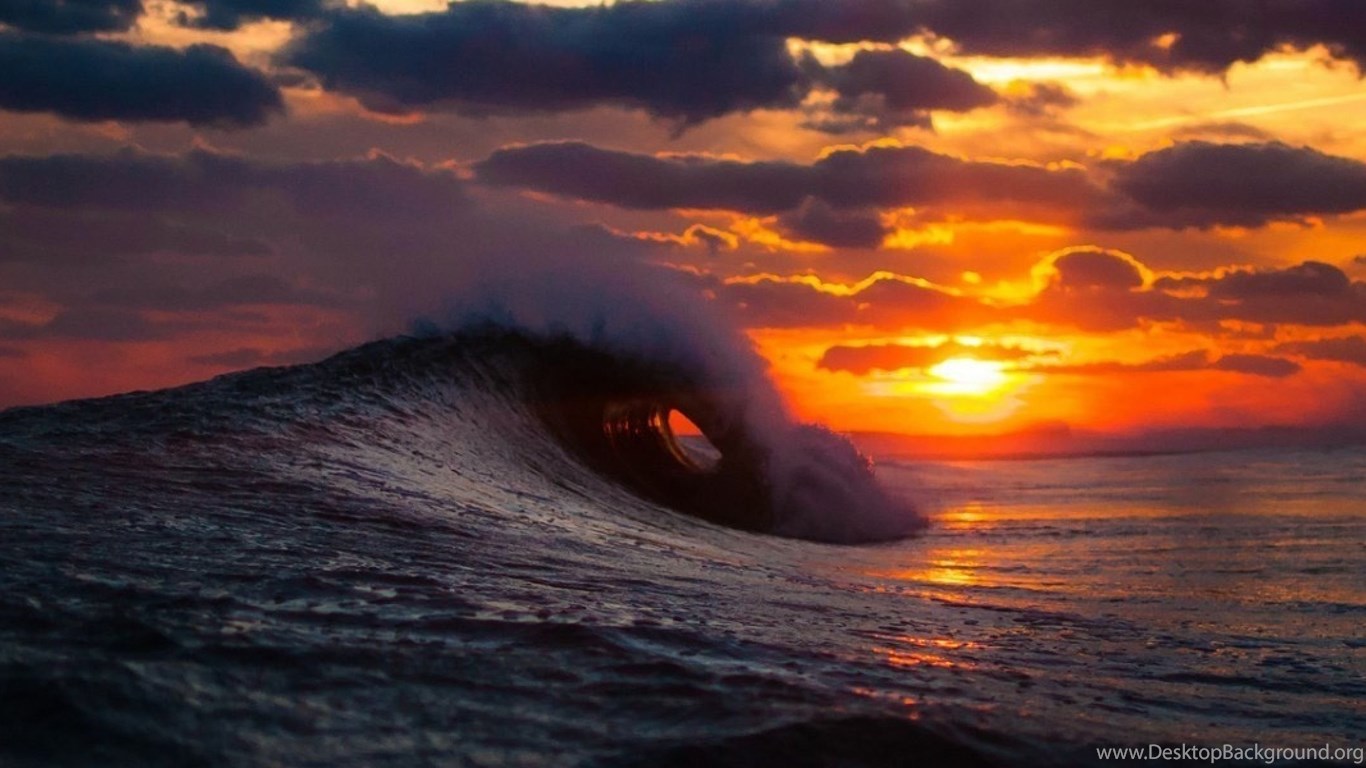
1, 332, 1362, 767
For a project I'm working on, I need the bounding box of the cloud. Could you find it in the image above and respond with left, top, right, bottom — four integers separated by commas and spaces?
1149, 261, 1366, 326
0, 208, 271, 264
685, 246, 1366, 336
1041, 246, 1149, 291
286, 2, 810, 125
818, 339, 1047, 374
697, 252, 1366, 335
777, 199, 887, 249
0, 33, 282, 127
1213, 354, 1302, 377
691, 272, 994, 330
0, 0, 141, 34
0, 148, 664, 353
1274, 336, 1366, 367
479, 139, 1366, 234
474, 141, 811, 213
177, 0, 330, 30
484, 137, 1366, 234
695, 274, 864, 328
1035, 349, 1300, 378
811, 48, 999, 130
1196, 260, 1352, 300
284, 2, 998, 128
0, 148, 468, 219
1023, 250, 1366, 332
1100, 141, 1366, 229
911, 0, 1366, 73
0, 149, 468, 343
474, 140, 1100, 216
819, 50, 999, 113
282, 0, 1366, 131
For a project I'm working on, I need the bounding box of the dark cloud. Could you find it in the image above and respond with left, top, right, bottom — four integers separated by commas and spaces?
0, 149, 473, 349
285, 1, 1001, 127
702, 275, 862, 328
0, 345, 26, 359
914, 0, 1366, 73
1045, 247, 1147, 290
822, 49, 993, 111
177, 0, 329, 30
475, 141, 1100, 215
1150, 261, 1366, 326
1101, 141, 1366, 229
0, 33, 282, 127
0, 0, 141, 34
1202, 261, 1352, 300
812, 48, 998, 130
0, 148, 662, 356
481, 139, 1366, 233
1274, 336, 1366, 367
1213, 353, 1302, 377
1024, 250, 1366, 332
777, 199, 887, 249
781, 0, 1366, 76
807, 141, 1099, 213
286, 2, 810, 125
0, 149, 468, 220
751, 0, 923, 43
818, 340, 1047, 374
284, 0, 1366, 126
474, 142, 810, 212
0, 208, 271, 264
1036, 349, 1300, 378
692, 272, 995, 330
698, 251, 1366, 335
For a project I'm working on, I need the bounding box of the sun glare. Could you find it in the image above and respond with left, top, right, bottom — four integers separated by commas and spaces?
927, 357, 1008, 397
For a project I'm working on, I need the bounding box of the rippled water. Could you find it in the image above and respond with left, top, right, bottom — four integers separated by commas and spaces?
1, 336, 1361, 767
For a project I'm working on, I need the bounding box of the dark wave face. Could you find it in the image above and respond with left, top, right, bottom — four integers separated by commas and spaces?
0, 330, 942, 768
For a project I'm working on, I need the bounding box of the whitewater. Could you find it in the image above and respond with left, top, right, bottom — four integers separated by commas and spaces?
1, 329, 1362, 767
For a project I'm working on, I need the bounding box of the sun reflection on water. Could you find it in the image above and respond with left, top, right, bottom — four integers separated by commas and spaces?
871, 634, 983, 671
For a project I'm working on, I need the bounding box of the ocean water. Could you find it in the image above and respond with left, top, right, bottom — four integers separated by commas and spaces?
1, 334, 1362, 767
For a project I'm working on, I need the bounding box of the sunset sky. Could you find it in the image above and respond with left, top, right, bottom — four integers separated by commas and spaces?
2, 0, 1365, 438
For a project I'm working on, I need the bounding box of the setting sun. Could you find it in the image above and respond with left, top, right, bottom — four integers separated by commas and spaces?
926, 358, 1009, 396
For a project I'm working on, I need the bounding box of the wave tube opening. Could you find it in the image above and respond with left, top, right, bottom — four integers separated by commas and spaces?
526, 343, 773, 533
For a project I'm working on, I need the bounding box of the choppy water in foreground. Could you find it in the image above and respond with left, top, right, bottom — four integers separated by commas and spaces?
1, 335, 1361, 767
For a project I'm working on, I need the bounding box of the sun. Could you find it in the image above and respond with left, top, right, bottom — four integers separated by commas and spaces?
926, 357, 1008, 396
